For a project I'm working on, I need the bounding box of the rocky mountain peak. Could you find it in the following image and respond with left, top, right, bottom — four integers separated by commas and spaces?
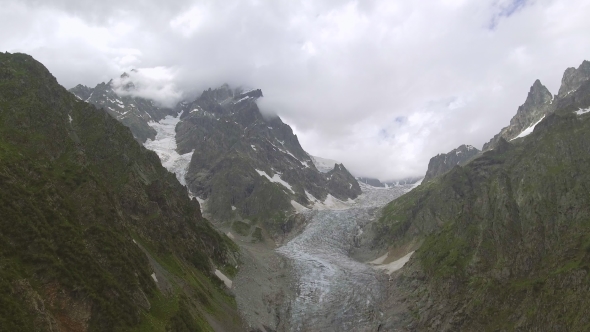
483, 79, 553, 151
68, 75, 177, 142
558, 60, 590, 97
423, 144, 480, 182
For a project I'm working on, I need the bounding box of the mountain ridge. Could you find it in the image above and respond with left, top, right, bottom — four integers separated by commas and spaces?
1, 52, 242, 331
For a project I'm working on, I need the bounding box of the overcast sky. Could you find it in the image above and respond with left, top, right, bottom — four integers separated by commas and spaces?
2, 0, 590, 180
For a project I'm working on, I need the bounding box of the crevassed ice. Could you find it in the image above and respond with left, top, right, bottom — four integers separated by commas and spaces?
277, 183, 415, 331
143, 111, 194, 186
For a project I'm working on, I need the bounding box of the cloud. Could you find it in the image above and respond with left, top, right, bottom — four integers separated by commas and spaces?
1, 0, 589, 180
112, 67, 183, 107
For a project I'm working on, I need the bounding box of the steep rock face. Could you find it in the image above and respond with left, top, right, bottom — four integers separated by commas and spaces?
423, 144, 480, 182
483, 79, 554, 151
175, 85, 361, 229
372, 65, 590, 331
558, 60, 590, 97
69, 73, 177, 143
0, 53, 240, 331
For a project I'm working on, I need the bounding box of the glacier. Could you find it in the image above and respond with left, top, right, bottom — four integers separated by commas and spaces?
277, 183, 414, 331
143, 111, 194, 186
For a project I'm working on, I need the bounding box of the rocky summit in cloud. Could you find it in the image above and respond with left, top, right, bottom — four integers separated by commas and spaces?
3, 0, 590, 180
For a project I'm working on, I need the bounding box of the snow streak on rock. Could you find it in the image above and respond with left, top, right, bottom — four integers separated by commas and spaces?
277, 184, 412, 331
143, 111, 194, 186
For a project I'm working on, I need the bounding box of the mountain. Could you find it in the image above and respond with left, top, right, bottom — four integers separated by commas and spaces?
69, 72, 178, 143
422, 144, 480, 182
368, 60, 590, 331
0, 53, 241, 331
558, 60, 590, 97
174, 84, 361, 234
310, 155, 340, 173
483, 79, 554, 151
72, 79, 362, 237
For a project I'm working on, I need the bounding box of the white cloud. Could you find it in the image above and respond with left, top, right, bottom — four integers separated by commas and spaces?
112, 67, 183, 107
1, 0, 589, 180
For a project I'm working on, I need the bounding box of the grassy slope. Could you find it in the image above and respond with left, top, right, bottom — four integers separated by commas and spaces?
0, 53, 241, 331
376, 111, 590, 330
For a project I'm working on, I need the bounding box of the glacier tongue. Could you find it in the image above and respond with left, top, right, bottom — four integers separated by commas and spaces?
277, 184, 413, 331
143, 111, 194, 186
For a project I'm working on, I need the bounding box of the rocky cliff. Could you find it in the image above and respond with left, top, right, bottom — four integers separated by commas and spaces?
69, 72, 178, 143
371, 60, 590, 331
422, 144, 480, 182
175, 84, 362, 234
0, 53, 241, 331
483, 79, 554, 151
72, 79, 362, 236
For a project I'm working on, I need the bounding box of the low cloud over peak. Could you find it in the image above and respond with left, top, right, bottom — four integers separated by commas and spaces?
2, 0, 590, 180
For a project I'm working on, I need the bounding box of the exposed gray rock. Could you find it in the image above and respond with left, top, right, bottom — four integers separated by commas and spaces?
175, 85, 361, 233
558, 60, 590, 97
68, 73, 178, 142
423, 144, 480, 182
483, 79, 554, 151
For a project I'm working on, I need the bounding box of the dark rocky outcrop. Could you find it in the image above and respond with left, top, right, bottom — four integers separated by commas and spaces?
423, 144, 480, 182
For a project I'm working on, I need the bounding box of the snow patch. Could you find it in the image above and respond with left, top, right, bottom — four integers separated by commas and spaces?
291, 200, 309, 213
251, 144, 257, 151
373, 251, 414, 274
576, 108, 590, 115
68, 115, 73, 123
226, 232, 235, 240
231, 205, 237, 211
234, 96, 251, 103
368, 252, 388, 265
255, 169, 294, 193
151, 273, 158, 283
214, 269, 233, 288
511, 115, 546, 140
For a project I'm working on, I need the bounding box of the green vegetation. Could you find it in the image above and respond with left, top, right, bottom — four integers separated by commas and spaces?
376, 111, 590, 330
0, 53, 241, 331
231, 220, 251, 236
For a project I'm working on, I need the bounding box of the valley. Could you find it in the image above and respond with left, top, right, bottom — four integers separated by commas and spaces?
3, 51, 590, 331
140, 93, 418, 331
